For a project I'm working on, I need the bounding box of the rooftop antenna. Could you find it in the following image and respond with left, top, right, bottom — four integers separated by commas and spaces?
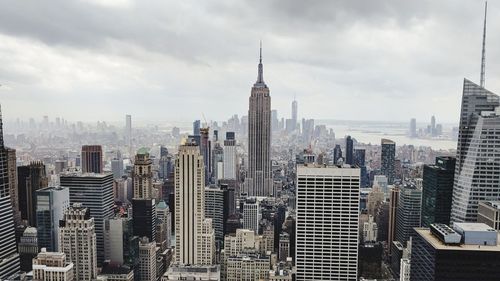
480, 1, 487, 88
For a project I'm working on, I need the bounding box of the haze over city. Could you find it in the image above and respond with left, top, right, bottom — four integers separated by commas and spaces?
1, 0, 500, 122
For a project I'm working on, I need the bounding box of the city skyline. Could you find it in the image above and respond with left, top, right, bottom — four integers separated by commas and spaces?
1, 1, 500, 123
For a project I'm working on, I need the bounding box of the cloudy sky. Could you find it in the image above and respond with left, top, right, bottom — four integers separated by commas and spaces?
0, 0, 498, 124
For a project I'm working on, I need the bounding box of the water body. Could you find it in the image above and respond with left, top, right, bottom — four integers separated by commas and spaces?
318, 120, 458, 151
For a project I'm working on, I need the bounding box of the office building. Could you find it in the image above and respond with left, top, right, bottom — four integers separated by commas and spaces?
133, 148, 153, 199
104, 216, 139, 266
451, 4, 500, 223
354, 148, 368, 187
291, 98, 298, 131
243, 197, 260, 234
138, 237, 156, 281
18, 227, 38, 272
478, 201, 500, 230
32, 249, 74, 281
409, 118, 417, 138
200, 127, 212, 185
60, 173, 114, 265
125, 115, 132, 156
296, 164, 360, 280
175, 142, 215, 265
156, 200, 172, 251
226, 253, 270, 281
247, 45, 272, 197
6, 148, 21, 226
395, 183, 422, 246
205, 185, 226, 244
345, 135, 353, 165
81, 145, 103, 174
212, 143, 224, 181
421, 156, 455, 227
132, 198, 157, 242
363, 215, 378, 243
111, 158, 124, 180
411, 223, 500, 281
374, 175, 389, 196
36, 186, 69, 252
59, 203, 97, 281
388, 187, 399, 249
18, 161, 48, 226
278, 233, 290, 262
381, 139, 396, 184
223, 132, 237, 180
0, 107, 20, 279
333, 144, 342, 165
193, 120, 201, 136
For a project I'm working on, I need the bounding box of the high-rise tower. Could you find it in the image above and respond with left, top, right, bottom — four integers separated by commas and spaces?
133, 148, 153, 199
247, 43, 272, 197
451, 2, 500, 222
175, 141, 215, 266
291, 98, 298, 131
0, 106, 20, 279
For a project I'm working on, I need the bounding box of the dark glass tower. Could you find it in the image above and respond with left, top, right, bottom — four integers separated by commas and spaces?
345, 135, 353, 165
132, 198, 157, 242
381, 138, 396, 184
17, 162, 48, 226
421, 156, 456, 227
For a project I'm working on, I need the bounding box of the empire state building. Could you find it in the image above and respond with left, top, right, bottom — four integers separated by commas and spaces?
246, 45, 272, 197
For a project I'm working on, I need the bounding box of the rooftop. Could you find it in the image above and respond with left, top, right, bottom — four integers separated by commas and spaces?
415, 228, 500, 252
454, 222, 496, 232
481, 201, 500, 210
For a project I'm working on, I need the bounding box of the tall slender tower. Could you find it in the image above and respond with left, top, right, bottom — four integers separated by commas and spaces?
451, 2, 500, 223
0, 106, 20, 279
175, 141, 215, 265
291, 98, 298, 130
247, 43, 272, 197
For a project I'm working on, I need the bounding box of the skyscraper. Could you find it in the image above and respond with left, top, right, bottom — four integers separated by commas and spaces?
59, 203, 97, 281
200, 127, 211, 185
132, 198, 157, 242
125, 114, 132, 156
204, 185, 225, 244
193, 120, 201, 136
388, 186, 399, 248
409, 118, 417, 138
103, 216, 139, 266
18, 161, 48, 226
345, 135, 353, 165
296, 164, 360, 280
133, 147, 153, 199
138, 237, 157, 281
36, 186, 70, 252
0, 107, 20, 279
381, 138, 396, 184
291, 98, 298, 131
175, 142, 215, 266
60, 173, 114, 265
223, 132, 237, 180
421, 156, 455, 227
395, 183, 422, 246
18, 227, 38, 272
243, 197, 260, 234
332, 144, 343, 165
247, 44, 272, 197
451, 3, 500, 223
81, 145, 103, 174
6, 148, 20, 226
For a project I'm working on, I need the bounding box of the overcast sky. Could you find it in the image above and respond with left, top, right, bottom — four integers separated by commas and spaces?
0, 0, 498, 124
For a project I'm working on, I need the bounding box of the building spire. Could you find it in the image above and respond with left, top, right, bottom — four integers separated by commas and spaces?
480, 1, 487, 88
256, 41, 264, 85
